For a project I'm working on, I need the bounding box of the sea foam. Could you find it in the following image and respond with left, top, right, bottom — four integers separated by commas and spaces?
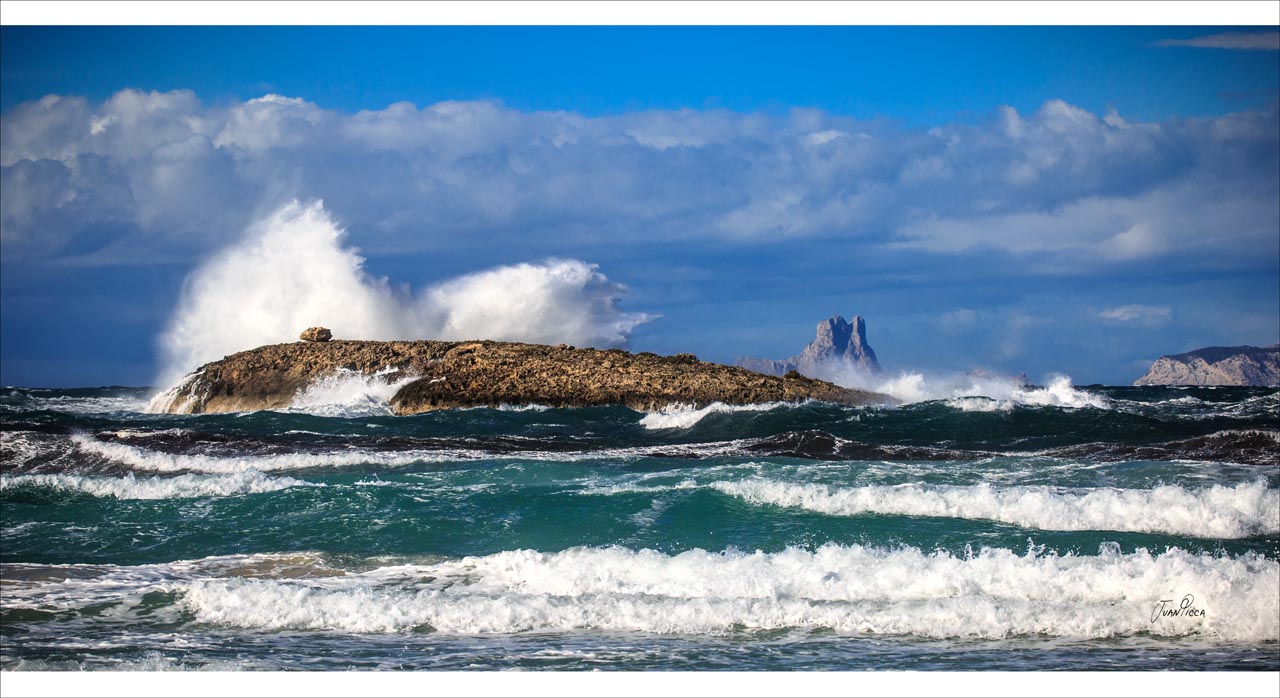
877, 373, 1109, 409
154, 200, 652, 389
639, 401, 792, 430
710, 479, 1279, 539
169, 545, 1279, 640
67, 433, 473, 474
284, 367, 418, 418
62, 432, 745, 474
0, 470, 310, 499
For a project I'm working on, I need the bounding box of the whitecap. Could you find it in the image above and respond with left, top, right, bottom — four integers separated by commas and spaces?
0, 470, 312, 499
709, 479, 1279, 538
283, 367, 418, 418
67, 433, 475, 474
639, 401, 793, 430
171, 545, 1278, 641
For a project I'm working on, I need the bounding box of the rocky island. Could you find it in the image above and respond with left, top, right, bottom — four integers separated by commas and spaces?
1134, 344, 1280, 386
152, 332, 892, 415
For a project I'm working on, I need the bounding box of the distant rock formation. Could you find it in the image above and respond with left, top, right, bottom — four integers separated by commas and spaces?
966, 367, 1033, 388
300, 327, 332, 342
736, 314, 882, 378
1134, 344, 1280, 386
151, 339, 894, 415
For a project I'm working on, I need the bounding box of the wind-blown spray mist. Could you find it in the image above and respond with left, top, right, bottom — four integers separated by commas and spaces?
155, 201, 653, 388
810, 358, 1107, 409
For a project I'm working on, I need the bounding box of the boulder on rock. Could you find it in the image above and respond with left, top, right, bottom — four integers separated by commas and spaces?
300, 327, 333, 342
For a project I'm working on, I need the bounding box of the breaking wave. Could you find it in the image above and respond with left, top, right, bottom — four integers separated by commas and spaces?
0, 470, 310, 499
876, 373, 1109, 409
640, 402, 793, 430
284, 367, 418, 418
11, 546, 1268, 640
66, 433, 470, 474
710, 479, 1280, 539
154, 200, 653, 390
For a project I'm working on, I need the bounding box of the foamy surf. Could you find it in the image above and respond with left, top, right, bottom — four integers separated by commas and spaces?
839, 369, 1110, 409
284, 367, 418, 418
635, 376, 1110, 428
710, 479, 1280, 538
0, 470, 312, 499
10, 546, 1269, 640
152, 201, 654, 389
145, 370, 204, 414
6, 382, 1279, 670
639, 402, 794, 430
66, 433, 476, 474
1, 390, 151, 416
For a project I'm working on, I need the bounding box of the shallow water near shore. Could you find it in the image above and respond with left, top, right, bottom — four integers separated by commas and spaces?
2, 384, 1278, 671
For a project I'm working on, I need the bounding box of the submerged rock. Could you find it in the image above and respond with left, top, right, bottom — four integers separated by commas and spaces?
1134, 344, 1280, 386
155, 339, 893, 415
300, 327, 333, 342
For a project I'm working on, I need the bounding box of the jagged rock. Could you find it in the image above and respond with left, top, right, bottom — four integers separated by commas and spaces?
736, 314, 882, 378
300, 327, 332, 342
1134, 344, 1280, 386
155, 339, 894, 415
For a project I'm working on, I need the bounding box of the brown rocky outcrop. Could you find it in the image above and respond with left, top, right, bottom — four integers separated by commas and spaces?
152, 339, 893, 415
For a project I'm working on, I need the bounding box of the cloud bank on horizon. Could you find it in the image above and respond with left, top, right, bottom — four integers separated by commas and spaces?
3, 89, 1276, 269
1, 88, 1278, 385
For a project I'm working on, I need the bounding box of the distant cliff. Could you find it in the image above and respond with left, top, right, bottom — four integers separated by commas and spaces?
1134, 344, 1280, 386
151, 339, 893, 415
736, 314, 882, 378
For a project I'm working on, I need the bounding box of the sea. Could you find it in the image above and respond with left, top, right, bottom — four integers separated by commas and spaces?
1, 379, 1277, 672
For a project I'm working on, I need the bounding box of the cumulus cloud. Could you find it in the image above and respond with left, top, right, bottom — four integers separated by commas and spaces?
1, 89, 1277, 273
1157, 32, 1280, 51
1099, 304, 1172, 327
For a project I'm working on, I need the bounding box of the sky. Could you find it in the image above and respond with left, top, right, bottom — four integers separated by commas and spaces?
2, 23, 1278, 387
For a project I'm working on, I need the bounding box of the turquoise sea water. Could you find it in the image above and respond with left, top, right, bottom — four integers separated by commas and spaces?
1, 385, 1277, 670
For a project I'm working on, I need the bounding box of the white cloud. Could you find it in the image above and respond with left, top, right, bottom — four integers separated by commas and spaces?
214, 94, 327, 151
803, 129, 848, 147
1157, 32, 1280, 51
1099, 305, 1172, 327
894, 178, 1278, 264
1, 90, 1276, 273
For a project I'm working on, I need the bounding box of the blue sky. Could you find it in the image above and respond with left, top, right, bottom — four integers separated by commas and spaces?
2, 25, 1278, 387
4, 26, 1278, 121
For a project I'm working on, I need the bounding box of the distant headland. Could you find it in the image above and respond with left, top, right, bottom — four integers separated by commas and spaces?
150, 329, 893, 415
1134, 344, 1280, 386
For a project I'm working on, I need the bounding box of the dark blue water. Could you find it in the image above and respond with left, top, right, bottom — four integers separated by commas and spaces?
2, 384, 1277, 670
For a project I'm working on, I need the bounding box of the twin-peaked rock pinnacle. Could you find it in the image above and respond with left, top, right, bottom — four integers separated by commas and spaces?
735, 314, 882, 378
